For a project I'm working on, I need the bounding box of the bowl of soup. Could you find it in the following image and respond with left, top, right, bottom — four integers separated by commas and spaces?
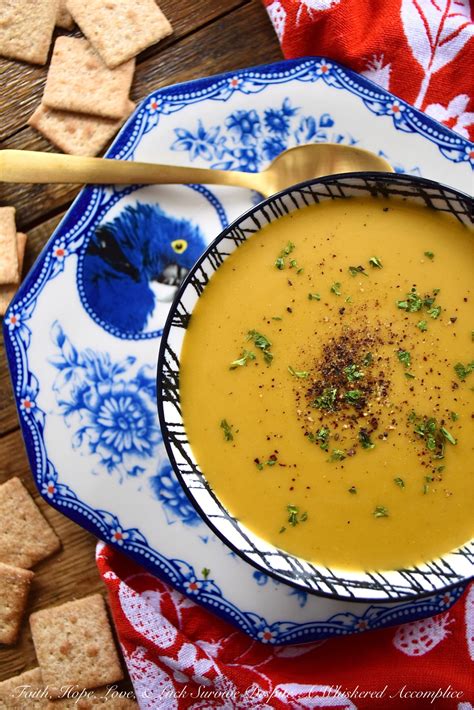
157, 173, 473, 602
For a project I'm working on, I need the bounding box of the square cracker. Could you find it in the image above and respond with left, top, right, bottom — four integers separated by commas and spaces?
0, 232, 28, 317
0, 667, 49, 709
30, 594, 123, 698
0, 0, 58, 66
0, 562, 34, 645
29, 102, 135, 157
66, 0, 172, 69
0, 207, 18, 285
0, 477, 60, 569
43, 37, 134, 120
56, 0, 74, 30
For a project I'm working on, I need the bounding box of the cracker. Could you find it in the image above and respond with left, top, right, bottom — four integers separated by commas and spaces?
0, 477, 60, 569
0, 0, 58, 66
30, 594, 123, 698
56, 0, 74, 30
0, 233, 28, 317
0, 207, 18, 285
29, 101, 135, 157
0, 562, 34, 645
66, 0, 172, 69
0, 668, 49, 709
43, 37, 135, 120
48, 688, 138, 708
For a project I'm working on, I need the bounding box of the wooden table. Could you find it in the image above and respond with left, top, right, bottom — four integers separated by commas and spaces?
0, 0, 281, 688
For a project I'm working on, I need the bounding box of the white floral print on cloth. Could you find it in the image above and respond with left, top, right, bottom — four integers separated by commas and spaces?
262, 0, 474, 140
97, 545, 474, 709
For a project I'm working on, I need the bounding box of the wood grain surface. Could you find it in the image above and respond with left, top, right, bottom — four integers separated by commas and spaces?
0, 0, 281, 690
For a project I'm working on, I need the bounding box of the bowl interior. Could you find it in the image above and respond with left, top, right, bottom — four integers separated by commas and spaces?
157, 172, 473, 602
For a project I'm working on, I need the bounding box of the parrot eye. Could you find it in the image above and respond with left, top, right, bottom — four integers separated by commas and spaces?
171, 239, 188, 254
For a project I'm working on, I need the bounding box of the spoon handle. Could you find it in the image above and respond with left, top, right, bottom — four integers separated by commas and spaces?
0, 149, 260, 191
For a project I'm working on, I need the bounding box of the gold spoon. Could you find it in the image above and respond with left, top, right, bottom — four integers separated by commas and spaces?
0, 145, 393, 198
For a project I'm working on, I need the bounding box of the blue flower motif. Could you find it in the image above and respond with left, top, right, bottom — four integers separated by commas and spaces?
171, 121, 220, 161
262, 136, 286, 161
264, 99, 298, 137
150, 463, 201, 526
75, 381, 160, 464
233, 146, 260, 173
225, 109, 261, 144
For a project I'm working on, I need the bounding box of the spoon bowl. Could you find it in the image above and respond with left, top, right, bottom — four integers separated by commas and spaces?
0, 144, 393, 197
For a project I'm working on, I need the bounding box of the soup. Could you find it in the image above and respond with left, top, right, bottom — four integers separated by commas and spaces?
180, 197, 474, 572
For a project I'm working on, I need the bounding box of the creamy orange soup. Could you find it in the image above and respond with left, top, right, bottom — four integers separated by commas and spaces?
180, 197, 474, 572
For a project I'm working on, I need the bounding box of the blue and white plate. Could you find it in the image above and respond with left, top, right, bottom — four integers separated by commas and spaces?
4, 57, 473, 644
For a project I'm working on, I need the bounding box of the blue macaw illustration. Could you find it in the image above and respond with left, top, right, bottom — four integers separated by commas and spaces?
82, 202, 206, 332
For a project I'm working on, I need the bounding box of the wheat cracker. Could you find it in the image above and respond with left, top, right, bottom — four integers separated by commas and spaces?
0, 562, 34, 645
0, 477, 60, 569
0, 668, 49, 709
66, 0, 172, 69
43, 37, 134, 120
0, 207, 18, 285
30, 595, 123, 698
29, 102, 135, 157
0, 233, 28, 317
0, 0, 58, 65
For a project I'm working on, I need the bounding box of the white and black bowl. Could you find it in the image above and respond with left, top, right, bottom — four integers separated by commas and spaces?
157, 172, 473, 603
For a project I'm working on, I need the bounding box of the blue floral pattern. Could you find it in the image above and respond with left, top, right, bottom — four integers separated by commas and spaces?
171, 98, 356, 173
50, 322, 161, 480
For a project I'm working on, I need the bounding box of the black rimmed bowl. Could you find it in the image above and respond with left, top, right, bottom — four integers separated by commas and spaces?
157, 172, 473, 603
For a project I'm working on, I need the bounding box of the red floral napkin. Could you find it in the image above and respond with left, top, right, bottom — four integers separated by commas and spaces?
262, 0, 474, 140
97, 544, 474, 708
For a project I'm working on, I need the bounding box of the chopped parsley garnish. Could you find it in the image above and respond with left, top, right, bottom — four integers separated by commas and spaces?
272, 316, 282, 321
424, 251, 435, 260
317, 427, 330, 451
330, 282, 342, 296
229, 349, 256, 369
344, 363, 364, 382
275, 242, 295, 269
220, 419, 234, 442
359, 428, 375, 450
345, 295, 353, 303
423, 476, 434, 494
345, 389, 362, 404
450, 411, 459, 421
348, 265, 367, 277
362, 352, 373, 366
405, 372, 415, 379
288, 365, 309, 379
373, 505, 389, 518
417, 320, 428, 332
255, 454, 278, 470
471, 331, 474, 342
348, 486, 357, 494
409, 412, 457, 459
313, 387, 337, 411
440, 427, 457, 446
428, 305, 441, 319
397, 349, 411, 368
286, 504, 307, 527
394, 477, 405, 488
453, 361, 474, 381
308, 293, 321, 301
368, 256, 383, 269
329, 449, 346, 462
247, 330, 273, 365
201, 567, 210, 579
